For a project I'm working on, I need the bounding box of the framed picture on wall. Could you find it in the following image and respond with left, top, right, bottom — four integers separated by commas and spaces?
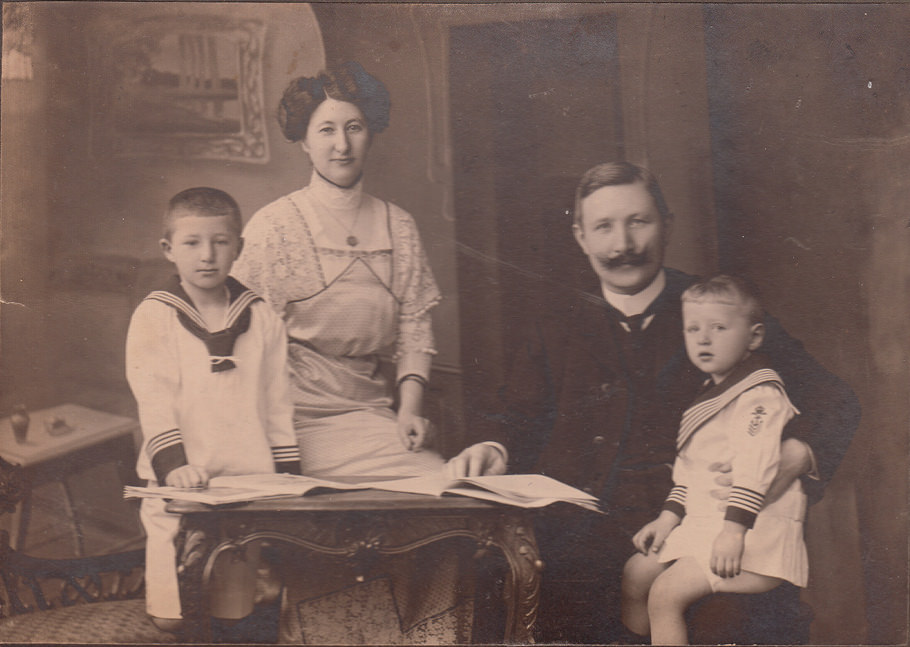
90, 14, 269, 163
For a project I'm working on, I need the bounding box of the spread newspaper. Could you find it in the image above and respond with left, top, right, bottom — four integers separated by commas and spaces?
123, 472, 601, 512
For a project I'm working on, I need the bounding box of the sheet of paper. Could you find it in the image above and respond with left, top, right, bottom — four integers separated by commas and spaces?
122, 485, 300, 505
360, 473, 600, 510
209, 473, 364, 494
458, 474, 598, 503
123, 473, 366, 505
357, 473, 454, 496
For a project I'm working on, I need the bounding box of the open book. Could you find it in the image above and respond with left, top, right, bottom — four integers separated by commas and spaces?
124, 472, 601, 512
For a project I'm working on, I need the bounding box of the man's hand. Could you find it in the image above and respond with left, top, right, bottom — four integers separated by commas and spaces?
164, 464, 209, 489
708, 461, 733, 509
709, 438, 813, 508
631, 510, 681, 554
446, 443, 507, 478
764, 438, 812, 504
711, 521, 746, 578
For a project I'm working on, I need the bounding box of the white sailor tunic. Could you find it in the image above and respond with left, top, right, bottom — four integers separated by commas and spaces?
658, 356, 809, 588
126, 276, 299, 618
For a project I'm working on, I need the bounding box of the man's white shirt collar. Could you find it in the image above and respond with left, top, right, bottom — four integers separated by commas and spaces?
601, 269, 666, 331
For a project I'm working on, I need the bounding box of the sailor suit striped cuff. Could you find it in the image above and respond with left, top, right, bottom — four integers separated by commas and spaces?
148, 429, 188, 483
272, 444, 302, 475
725, 485, 764, 528
662, 484, 687, 519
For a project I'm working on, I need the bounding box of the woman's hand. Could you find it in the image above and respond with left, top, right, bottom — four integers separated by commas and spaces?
711, 521, 747, 578
396, 412, 433, 451
632, 510, 681, 554
164, 465, 210, 489
396, 372, 432, 451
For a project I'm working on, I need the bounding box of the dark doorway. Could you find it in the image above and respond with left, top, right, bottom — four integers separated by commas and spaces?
449, 15, 623, 438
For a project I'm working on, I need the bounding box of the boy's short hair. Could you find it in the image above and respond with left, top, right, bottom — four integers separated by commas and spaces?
163, 187, 242, 240
681, 274, 765, 324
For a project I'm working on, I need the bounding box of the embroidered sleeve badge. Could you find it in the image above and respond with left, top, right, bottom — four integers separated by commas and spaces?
747, 405, 767, 436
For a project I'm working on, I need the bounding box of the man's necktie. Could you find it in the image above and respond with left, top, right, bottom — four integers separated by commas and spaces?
624, 313, 645, 334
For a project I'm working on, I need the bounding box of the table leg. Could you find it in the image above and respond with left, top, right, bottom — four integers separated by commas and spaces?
490, 514, 543, 643
58, 477, 85, 556
112, 433, 141, 487
175, 516, 219, 643
10, 489, 31, 552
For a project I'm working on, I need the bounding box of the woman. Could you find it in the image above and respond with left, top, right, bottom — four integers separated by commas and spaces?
233, 61, 444, 478
232, 62, 472, 644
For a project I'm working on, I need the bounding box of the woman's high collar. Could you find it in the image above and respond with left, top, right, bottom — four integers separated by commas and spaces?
307, 168, 364, 212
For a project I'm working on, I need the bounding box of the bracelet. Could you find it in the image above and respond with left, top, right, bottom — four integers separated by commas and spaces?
397, 373, 429, 389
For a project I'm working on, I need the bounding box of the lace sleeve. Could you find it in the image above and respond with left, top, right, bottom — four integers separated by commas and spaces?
389, 204, 442, 318
232, 206, 286, 315
395, 313, 437, 380
388, 204, 441, 379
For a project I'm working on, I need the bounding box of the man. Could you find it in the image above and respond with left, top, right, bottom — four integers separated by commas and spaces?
448, 162, 859, 643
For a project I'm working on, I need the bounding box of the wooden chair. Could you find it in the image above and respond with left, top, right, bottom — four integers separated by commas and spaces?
0, 457, 175, 643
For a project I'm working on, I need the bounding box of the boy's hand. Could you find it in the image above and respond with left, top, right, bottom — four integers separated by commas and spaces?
631, 510, 680, 554
165, 465, 210, 489
711, 521, 746, 578
397, 413, 434, 451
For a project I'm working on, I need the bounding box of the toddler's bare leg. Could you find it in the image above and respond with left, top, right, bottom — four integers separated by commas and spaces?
713, 569, 783, 595
621, 551, 670, 637
648, 557, 713, 645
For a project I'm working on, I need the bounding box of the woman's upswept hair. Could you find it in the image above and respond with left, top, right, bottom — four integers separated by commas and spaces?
278, 61, 391, 142
573, 161, 672, 226
681, 274, 766, 325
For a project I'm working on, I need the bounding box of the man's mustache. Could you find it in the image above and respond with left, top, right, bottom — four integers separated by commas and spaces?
597, 252, 651, 269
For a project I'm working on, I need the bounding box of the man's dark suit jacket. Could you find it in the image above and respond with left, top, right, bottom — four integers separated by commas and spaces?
481, 267, 859, 643
498, 267, 859, 526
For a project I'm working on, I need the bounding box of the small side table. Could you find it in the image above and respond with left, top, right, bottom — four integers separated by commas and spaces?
0, 403, 139, 556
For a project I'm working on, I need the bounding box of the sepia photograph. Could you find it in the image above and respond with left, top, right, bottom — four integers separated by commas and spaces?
1, 1, 907, 644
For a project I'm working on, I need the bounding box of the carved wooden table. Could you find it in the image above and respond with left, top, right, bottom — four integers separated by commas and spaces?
168, 488, 543, 643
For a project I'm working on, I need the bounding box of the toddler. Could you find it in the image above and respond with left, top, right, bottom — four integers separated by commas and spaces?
620, 275, 808, 645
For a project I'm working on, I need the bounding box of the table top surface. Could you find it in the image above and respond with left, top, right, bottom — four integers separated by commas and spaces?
0, 403, 138, 467
165, 483, 513, 515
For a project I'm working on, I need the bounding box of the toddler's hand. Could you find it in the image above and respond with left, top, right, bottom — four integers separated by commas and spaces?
711, 523, 746, 578
631, 510, 680, 554
165, 465, 209, 489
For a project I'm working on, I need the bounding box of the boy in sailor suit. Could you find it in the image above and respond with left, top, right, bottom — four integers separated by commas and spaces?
621, 275, 807, 645
126, 188, 300, 632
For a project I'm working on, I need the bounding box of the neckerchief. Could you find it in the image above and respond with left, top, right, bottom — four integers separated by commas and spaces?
145, 275, 261, 372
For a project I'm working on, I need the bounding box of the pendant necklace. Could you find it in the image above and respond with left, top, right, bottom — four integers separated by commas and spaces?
327, 209, 362, 247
